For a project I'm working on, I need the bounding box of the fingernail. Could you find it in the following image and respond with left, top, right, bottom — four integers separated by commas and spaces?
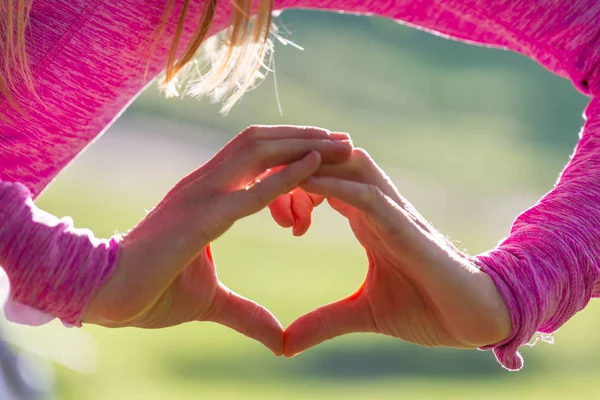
300, 150, 318, 163
330, 132, 351, 140
333, 139, 353, 146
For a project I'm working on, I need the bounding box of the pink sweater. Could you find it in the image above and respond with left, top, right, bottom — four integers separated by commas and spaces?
2, 0, 600, 370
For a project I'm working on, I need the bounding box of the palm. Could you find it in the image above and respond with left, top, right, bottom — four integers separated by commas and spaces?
341, 205, 472, 348
126, 246, 218, 329
365, 258, 451, 346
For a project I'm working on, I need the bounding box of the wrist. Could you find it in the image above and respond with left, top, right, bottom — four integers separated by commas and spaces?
83, 235, 146, 326
471, 267, 512, 346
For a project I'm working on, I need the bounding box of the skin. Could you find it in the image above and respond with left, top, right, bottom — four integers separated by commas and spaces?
271, 148, 512, 357
84, 125, 510, 358
83, 125, 353, 356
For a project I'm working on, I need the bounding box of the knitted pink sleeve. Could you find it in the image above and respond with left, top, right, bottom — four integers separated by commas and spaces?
0, 180, 119, 327
475, 98, 600, 371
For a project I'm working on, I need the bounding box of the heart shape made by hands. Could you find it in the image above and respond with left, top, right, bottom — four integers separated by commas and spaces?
262, 152, 510, 358
85, 138, 510, 362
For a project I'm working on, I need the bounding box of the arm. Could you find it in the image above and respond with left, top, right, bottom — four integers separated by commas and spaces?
283, 108, 600, 370
475, 97, 600, 370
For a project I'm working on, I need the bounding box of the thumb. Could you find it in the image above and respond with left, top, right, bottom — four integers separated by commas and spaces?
283, 289, 375, 358
204, 284, 284, 356
289, 189, 317, 236
269, 193, 294, 228
269, 190, 324, 236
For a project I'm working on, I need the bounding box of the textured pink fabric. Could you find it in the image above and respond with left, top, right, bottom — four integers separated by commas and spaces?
0, 181, 119, 326
4, 1, 600, 196
474, 97, 600, 370
1, 0, 600, 369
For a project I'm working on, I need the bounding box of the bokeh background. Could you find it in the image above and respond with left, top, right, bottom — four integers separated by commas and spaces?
4, 9, 600, 399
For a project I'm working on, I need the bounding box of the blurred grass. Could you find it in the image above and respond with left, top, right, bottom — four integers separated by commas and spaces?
10, 9, 600, 400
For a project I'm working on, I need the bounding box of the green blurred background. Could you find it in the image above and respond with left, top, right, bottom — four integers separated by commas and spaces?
6, 9, 600, 399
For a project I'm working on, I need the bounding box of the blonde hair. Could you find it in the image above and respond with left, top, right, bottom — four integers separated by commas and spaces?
1, 0, 276, 114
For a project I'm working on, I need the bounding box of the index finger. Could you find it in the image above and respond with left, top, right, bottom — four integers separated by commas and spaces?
314, 148, 403, 204
175, 127, 350, 192
203, 138, 352, 192
209, 126, 349, 170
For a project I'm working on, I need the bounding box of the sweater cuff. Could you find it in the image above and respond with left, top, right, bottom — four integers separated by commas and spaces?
0, 180, 120, 327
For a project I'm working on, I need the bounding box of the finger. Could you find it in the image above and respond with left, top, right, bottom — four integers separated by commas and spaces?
225, 151, 322, 220
268, 190, 324, 234
284, 293, 375, 358
314, 150, 433, 232
307, 193, 324, 207
207, 127, 348, 171
201, 128, 350, 181
269, 193, 294, 228
205, 284, 284, 356
170, 128, 350, 195
300, 177, 393, 222
265, 162, 322, 233
315, 148, 403, 204
302, 176, 431, 233
266, 166, 295, 229
237, 125, 348, 141
203, 138, 352, 192
290, 189, 315, 236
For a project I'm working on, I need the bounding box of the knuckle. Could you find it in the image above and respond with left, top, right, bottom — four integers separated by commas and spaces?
367, 184, 382, 200
361, 184, 383, 208
241, 125, 262, 141
353, 148, 373, 166
315, 310, 332, 340
246, 138, 265, 157
306, 125, 330, 135
347, 148, 372, 179
245, 304, 262, 333
203, 287, 230, 322
252, 140, 273, 171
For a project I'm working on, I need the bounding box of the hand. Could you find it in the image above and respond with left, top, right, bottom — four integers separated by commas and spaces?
83, 125, 353, 355
284, 148, 511, 357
